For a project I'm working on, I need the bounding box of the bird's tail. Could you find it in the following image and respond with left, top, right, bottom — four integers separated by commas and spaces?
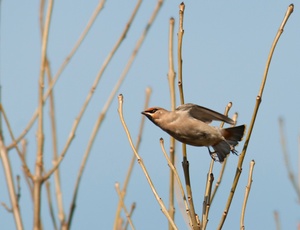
212, 125, 246, 162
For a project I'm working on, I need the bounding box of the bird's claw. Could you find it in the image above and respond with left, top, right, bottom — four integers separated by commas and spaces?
207, 147, 219, 162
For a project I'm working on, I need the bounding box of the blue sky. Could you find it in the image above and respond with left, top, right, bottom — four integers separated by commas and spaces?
1, 1, 300, 229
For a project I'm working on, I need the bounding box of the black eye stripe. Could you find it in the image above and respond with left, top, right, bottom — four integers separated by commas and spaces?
150, 109, 157, 113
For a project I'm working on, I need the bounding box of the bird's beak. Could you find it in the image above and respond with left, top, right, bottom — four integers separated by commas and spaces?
141, 111, 153, 121
141, 111, 149, 117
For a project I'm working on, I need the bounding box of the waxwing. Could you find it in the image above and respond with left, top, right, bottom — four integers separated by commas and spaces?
142, 103, 246, 162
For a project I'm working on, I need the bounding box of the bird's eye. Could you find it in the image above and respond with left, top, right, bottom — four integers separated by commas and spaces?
149, 109, 157, 114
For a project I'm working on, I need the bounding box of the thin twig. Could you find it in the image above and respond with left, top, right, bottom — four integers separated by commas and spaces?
1, 202, 12, 212
21, 139, 33, 198
115, 183, 135, 230
0, 136, 23, 229
240, 160, 255, 229
124, 203, 136, 230
208, 105, 236, 217
39, 2, 66, 219
45, 181, 58, 230
167, 17, 176, 229
201, 173, 214, 230
209, 102, 233, 205
177, 2, 185, 106
168, 17, 176, 112
279, 118, 300, 201
160, 138, 192, 227
118, 94, 178, 230
113, 87, 151, 230
274, 211, 281, 230
177, 3, 199, 229
218, 4, 294, 229
34, 1, 53, 229
0, 104, 33, 179
46, 63, 65, 225
39, 0, 65, 220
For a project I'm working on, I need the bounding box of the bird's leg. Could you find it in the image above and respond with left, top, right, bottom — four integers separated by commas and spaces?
223, 140, 238, 155
207, 147, 218, 161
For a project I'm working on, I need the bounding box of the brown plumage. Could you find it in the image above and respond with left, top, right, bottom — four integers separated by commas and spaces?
142, 103, 246, 162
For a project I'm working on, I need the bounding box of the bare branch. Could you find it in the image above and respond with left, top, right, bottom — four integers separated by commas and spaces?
0, 136, 23, 229
118, 94, 178, 230
0, 104, 33, 179
177, 3, 200, 229
167, 17, 176, 228
45, 181, 58, 230
218, 4, 294, 228
115, 183, 135, 230
33, 0, 53, 229
279, 118, 300, 201
114, 87, 151, 229
160, 138, 192, 228
274, 211, 281, 230
240, 160, 255, 229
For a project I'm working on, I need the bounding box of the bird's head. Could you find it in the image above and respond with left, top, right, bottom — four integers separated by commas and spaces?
141, 107, 168, 126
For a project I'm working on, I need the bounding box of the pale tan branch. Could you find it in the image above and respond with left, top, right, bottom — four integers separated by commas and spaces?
114, 87, 151, 230
21, 139, 34, 198
115, 183, 135, 230
160, 138, 192, 228
218, 4, 294, 228
201, 170, 214, 230
1, 202, 12, 213
274, 211, 281, 230
46, 61, 65, 224
39, 1, 66, 217
279, 118, 300, 201
0, 104, 33, 179
45, 181, 58, 230
33, 0, 53, 229
38, 0, 66, 219
0, 137, 23, 229
210, 102, 233, 205
240, 160, 255, 229
177, 3, 199, 229
118, 94, 178, 230
167, 17, 176, 229
177, 2, 185, 106
124, 203, 136, 230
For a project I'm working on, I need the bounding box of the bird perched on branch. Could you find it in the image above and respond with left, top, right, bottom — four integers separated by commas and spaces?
142, 103, 246, 162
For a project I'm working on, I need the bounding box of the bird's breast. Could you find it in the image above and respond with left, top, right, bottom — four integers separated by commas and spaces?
162, 120, 223, 146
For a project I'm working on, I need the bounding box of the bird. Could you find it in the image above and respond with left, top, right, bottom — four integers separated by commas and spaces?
141, 103, 246, 162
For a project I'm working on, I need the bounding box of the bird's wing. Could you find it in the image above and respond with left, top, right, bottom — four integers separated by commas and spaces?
176, 103, 234, 125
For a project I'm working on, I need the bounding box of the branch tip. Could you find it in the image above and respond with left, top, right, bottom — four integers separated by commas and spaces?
288, 4, 294, 13
118, 94, 123, 103
179, 2, 185, 11
146, 87, 152, 94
